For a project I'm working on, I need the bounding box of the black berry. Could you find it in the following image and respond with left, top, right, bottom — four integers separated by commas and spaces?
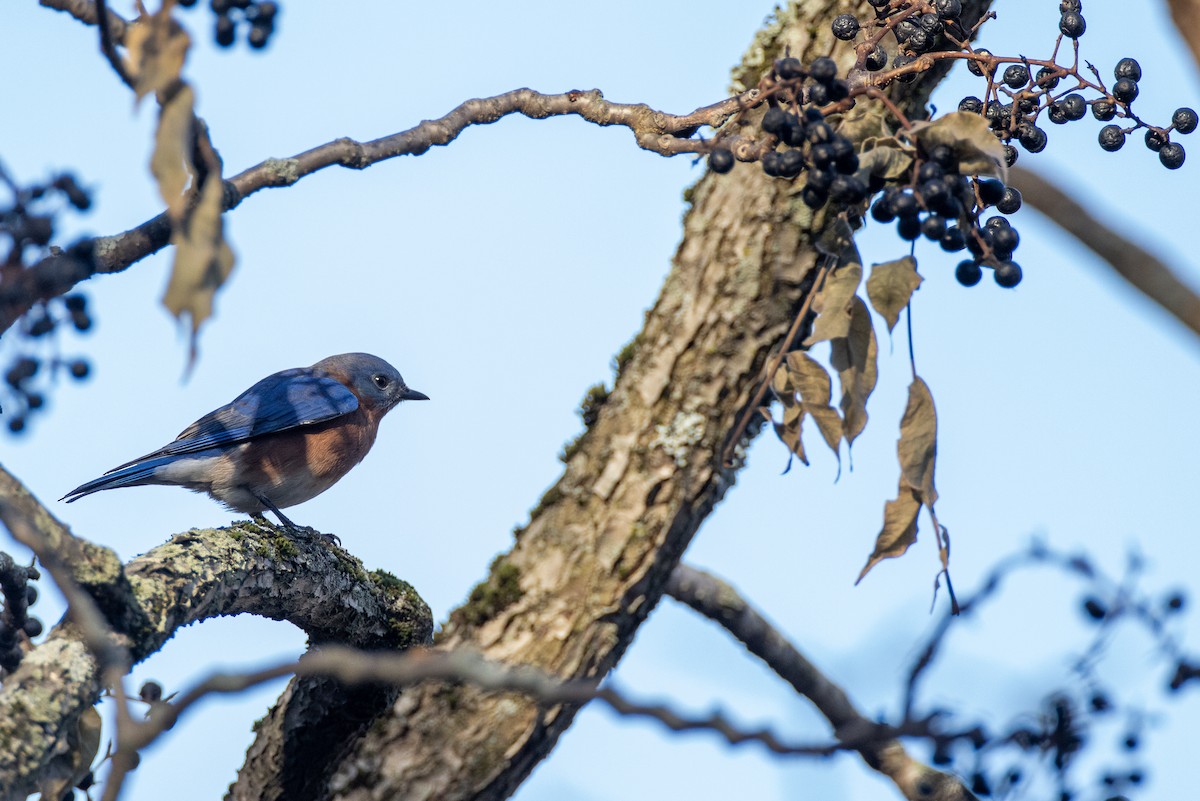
247, 23, 270, 49
776, 57, 804, 81
1144, 129, 1168, 152
1059, 93, 1087, 121
897, 215, 922, 241
831, 14, 860, 41
708, 148, 734, 174
1172, 107, 1198, 135
941, 227, 966, 252
1159, 142, 1186, 169
1114, 57, 1142, 82
864, 44, 887, 71
810, 57, 838, 85
1059, 11, 1086, 38
1018, 124, 1048, 153
69, 360, 90, 380
933, 0, 962, 19
921, 214, 948, 241
958, 96, 983, 114
977, 179, 1005, 205
1112, 77, 1139, 104
955, 259, 982, 287
1083, 597, 1107, 620
994, 260, 1023, 288
215, 14, 236, 47
761, 107, 786, 135
1091, 100, 1116, 121
967, 49, 992, 78
1098, 125, 1126, 152
1035, 66, 1061, 89
996, 187, 1023, 214
1002, 64, 1029, 89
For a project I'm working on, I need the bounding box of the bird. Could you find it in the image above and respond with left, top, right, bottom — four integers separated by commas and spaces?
61, 352, 427, 533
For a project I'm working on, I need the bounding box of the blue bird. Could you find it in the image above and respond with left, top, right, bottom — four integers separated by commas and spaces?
62, 353, 427, 531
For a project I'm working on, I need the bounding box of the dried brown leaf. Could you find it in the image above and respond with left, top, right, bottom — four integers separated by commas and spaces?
908, 111, 1008, 182
151, 84, 195, 223
773, 403, 807, 466
898, 376, 938, 505
124, 8, 190, 102
830, 296, 878, 446
857, 484, 921, 583
866, 256, 922, 334
785, 352, 842, 456
804, 261, 862, 346
855, 140, 915, 184
163, 172, 235, 356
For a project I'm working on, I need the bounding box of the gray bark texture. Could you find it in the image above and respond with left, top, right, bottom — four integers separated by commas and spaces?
229, 2, 990, 800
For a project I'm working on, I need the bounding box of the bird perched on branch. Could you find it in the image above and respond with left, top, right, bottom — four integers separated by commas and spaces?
62, 352, 427, 532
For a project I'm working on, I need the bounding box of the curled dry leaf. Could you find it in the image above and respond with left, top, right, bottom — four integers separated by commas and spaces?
857, 485, 921, 583
773, 402, 807, 467
897, 376, 938, 505
163, 172, 235, 360
785, 352, 842, 458
855, 138, 915, 185
858, 377, 940, 582
830, 296, 878, 447
151, 84, 195, 224
866, 255, 923, 334
803, 262, 863, 346
123, 7, 190, 102
908, 111, 1008, 183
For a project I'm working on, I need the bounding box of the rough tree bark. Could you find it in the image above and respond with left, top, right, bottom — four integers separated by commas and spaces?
228, 3, 990, 800
0, 467, 432, 801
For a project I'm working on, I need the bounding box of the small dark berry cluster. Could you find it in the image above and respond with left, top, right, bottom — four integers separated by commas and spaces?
179, 0, 279, 50
709, 57, 867, 212
959, 53, 1195, 171
869, 145, 1025, 288
3, 349, 92, 434
833, 0, 969, 71
0, 553, 42, 675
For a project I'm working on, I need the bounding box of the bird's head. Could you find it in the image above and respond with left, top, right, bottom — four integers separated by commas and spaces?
313, 352, 428, 415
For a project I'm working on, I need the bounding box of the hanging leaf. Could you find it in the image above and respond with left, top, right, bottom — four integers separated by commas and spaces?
150, 84, 195, 224
773, 403, 807, 466
785, 352, 842, 457
897, 376, 938, 505
855, 139, 915, 185
830, 296, 878, 447
908, 111, 1009, 182
803, 261, 862, 346
866, 256, 923, 334
163, 171, 235, 364
856, 484, 921, 583
124, 7, 191, 102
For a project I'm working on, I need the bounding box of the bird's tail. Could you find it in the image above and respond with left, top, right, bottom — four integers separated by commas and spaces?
60, 456, 178, 503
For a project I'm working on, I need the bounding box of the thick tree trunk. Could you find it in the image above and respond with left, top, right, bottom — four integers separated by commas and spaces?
230, 2, 991, 799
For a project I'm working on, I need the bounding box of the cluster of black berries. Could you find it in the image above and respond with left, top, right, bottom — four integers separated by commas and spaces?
959, 54, 1196, 171
2, 172, 91, 261
708, 57, 868, 212
869, 147, 1025, 287
4, 349, 92, 434
0, 553, 42, 675
830, 0, 969, 72
178, 0, 279, 50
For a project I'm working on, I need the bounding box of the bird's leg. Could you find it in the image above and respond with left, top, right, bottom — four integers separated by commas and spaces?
245, 487, 340, 546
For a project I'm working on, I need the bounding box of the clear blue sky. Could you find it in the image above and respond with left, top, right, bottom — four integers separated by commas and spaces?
3, 1, 1199, 799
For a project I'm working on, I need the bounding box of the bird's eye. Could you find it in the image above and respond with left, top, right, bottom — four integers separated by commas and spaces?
372, 374, 391, 390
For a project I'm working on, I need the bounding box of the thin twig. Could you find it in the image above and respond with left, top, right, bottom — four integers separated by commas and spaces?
93, 0, 134, 89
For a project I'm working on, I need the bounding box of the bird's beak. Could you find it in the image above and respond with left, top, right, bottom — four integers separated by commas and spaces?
400, 388, 429, 402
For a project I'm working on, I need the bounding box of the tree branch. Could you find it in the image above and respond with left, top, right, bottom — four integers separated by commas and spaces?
0, 467, 431, 800
39, 0, 129, 44
1007, 165, 1200, 340
1165, 0, 1200, 69
667, 564, 978, 801
0, 85, 757, 334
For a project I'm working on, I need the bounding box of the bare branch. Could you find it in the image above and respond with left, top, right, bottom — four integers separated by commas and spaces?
1008, 165, 1200, 340
667, 564, 978, 801
39, 0, 130, 44
0, 86, 757, 334
93, 0, 134, 88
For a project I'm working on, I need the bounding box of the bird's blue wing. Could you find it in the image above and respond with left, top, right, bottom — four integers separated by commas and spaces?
129, 368, 359, 462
